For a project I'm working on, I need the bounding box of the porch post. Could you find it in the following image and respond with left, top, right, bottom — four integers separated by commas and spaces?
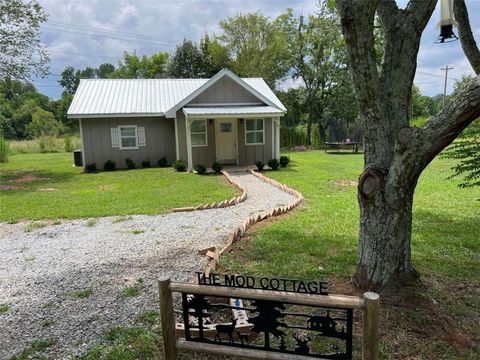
174, 116, 180, 161
185, 114, 193, 171
274, 117, 281, 159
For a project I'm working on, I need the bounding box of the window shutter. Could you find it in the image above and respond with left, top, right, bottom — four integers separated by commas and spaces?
110, 127, 120, 148
138, 126, 146, 147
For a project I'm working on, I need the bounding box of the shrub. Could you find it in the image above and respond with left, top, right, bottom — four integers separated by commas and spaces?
280, 156, 290, 167
174, 160, 187, 172
268, 158, 280, 170
64, 137, 74, 152
84, 163, 96, 173
255, 160, 265, 171
0, 137, 10, 163
125, 158, 136, 169
194, 164, 207, 175
158, 157, 169, 167
104, 160, 116, 171
212, 161, 223, 173
141, 160, 151, 168
38, 136, 56, 153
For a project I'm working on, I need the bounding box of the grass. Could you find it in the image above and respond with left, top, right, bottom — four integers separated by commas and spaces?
70, 288, 94, 299
0, 152, 238, 222
10, 338, 57, 360
123, 279, 145, 297
8, 137, 81, 155
218, 151, 479, 359
0, 304, 9, 313
24, 222, 47, 232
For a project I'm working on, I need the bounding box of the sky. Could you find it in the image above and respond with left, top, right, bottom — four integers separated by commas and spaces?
33, 0, 480, 99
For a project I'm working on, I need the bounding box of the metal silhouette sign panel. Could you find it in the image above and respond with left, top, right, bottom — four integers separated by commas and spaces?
179, 273, 353, 359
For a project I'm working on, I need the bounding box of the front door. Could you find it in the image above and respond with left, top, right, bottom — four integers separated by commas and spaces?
215, 119, 237, 164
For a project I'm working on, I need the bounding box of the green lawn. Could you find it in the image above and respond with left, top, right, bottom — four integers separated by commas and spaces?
0, 153, 237, 222
219, 151, 479, 359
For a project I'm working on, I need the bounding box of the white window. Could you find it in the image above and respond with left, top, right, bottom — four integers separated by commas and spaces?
190, 119, 207, 147
119, 125, 138, 149
245, 118, 264, 145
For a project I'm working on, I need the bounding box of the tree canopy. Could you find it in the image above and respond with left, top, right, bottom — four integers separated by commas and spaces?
0, 0, 50, 80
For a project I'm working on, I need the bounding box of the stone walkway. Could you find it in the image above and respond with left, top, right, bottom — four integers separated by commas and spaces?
0, 171, 296, 359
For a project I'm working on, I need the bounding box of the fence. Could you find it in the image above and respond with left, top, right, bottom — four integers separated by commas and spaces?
159, 277, 379, 360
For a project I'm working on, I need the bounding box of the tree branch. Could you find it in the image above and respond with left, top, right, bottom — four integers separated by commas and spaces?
399, 76, 480, 177
336, 0, 381, 120
454, 0, 480, 75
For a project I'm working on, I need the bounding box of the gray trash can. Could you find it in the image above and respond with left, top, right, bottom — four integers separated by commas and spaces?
73, 149, 83, 167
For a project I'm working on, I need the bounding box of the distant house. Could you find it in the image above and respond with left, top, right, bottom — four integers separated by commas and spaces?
67, 69, 286, 170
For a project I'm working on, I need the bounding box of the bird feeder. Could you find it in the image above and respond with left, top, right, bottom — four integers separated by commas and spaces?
436, 0, 458, 43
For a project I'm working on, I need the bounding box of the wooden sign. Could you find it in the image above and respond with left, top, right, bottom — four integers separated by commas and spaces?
196, 272, 329, 295
159, 275, 380, 360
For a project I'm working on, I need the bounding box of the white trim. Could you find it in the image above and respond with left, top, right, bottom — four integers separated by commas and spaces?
165, 69, 283, 117
245, 118, 265, 146
186, 102, 263, 107
67, 113, 165, 119
79, 118, 86, 167
174, 117, 179, 160
271, 118, 275, 158
190, 119, 208, 148
118, 125, 139, 150
275, 117, 280, 159
185, 114, 193, 171
185, 112, 283, 120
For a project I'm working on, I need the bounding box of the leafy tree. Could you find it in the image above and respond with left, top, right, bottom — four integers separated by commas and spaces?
59, 63, 116, 95
443, 75, 479, 188
199, 34, 231, 77
112, 51, 169, 79
218, 12, 289, 87
168, 39, 205, 78
277, 5, 353, 145
335, 0, 480, 288
0, 0, 49, 80
26, 108, 63, 138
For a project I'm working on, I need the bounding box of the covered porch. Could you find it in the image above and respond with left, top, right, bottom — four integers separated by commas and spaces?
182, 106, 282, 171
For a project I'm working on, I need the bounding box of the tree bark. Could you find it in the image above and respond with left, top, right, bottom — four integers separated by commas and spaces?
454, 0, 480, 75
336, 0, 480, 289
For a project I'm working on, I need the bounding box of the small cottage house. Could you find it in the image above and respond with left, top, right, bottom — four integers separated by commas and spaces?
67, 69, 286, 170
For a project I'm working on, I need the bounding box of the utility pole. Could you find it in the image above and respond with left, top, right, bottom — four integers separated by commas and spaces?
440, 65, 453, 107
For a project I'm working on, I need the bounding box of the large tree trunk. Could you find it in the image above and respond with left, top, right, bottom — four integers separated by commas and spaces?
355, 172, 419, 288
336, 0, 480, 289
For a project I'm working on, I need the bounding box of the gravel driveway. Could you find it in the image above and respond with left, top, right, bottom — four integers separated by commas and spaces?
0, 172, 296, 359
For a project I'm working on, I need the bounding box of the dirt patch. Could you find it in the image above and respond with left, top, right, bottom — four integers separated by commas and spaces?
37, 188, 59, 192
10, 175, 50, 184
0, 185, 26, 191
332, 179, 357, 190
99, 184, 115, 191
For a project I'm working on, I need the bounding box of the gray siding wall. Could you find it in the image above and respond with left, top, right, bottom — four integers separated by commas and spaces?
189, 76, 261, 105
237, 118, 273, 165
191, 119, 216, 167
81, 117, 175, 168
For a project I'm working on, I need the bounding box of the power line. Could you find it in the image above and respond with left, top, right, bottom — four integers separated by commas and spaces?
49, 51, 121, 61
416, 70, 457, 80
41, 27, 177, 47
47, 21, 182, 43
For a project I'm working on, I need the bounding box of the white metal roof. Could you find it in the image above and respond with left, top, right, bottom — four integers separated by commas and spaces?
67, 70, 286, 118
183, 106, 284, 116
